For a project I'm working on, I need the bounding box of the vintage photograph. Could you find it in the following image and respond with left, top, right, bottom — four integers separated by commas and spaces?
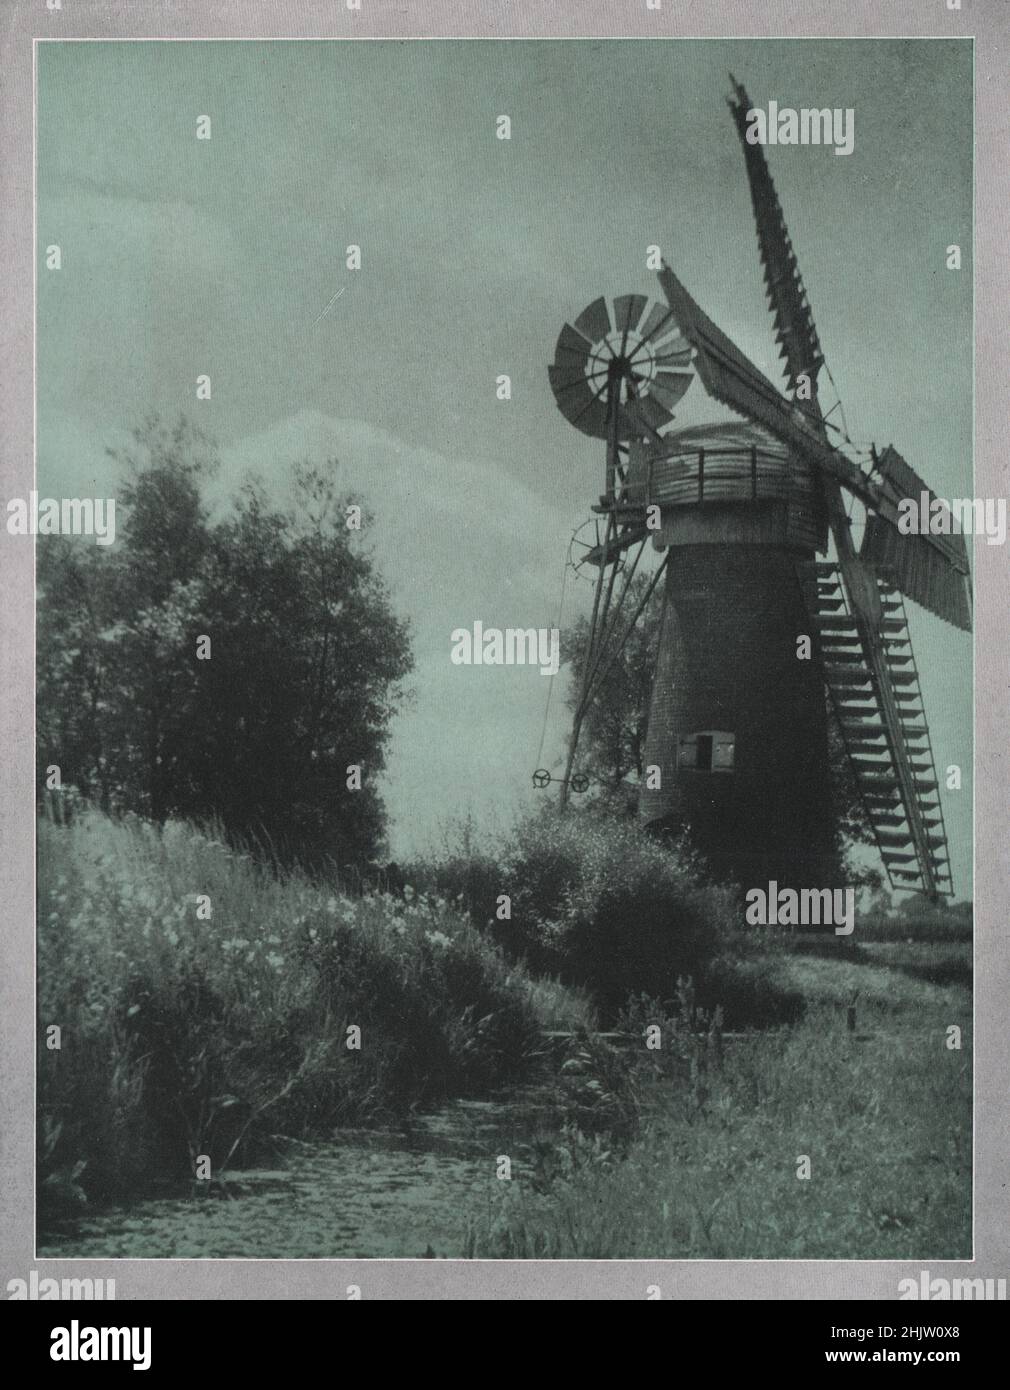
34, 37, 973, 1261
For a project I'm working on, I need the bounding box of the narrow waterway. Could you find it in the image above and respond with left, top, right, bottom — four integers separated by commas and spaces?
38, 1091, 562, 1260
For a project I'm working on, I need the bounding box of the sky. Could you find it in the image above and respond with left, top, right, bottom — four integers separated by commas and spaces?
36, 38, 974, 891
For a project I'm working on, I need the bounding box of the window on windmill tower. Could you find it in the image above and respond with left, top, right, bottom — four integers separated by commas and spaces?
678, 731, 735, 773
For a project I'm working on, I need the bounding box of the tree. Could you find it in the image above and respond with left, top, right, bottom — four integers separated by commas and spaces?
37, 416, 413, 871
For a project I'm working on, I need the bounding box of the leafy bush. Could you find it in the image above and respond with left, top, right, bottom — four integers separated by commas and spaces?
407, 809, 732, 1020
498, 810, 733, 1019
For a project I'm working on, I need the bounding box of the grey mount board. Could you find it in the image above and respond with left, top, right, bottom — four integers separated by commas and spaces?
1, 1, 1007, 1304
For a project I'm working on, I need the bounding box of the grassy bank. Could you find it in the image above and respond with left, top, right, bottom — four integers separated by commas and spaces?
38, 808, 592, 1218
463, 942, 972, 1259
38, 804, 972, 1261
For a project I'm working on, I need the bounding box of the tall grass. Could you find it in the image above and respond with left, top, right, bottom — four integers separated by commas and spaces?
37, 807, 586, 1216
464, 973, 972, 1260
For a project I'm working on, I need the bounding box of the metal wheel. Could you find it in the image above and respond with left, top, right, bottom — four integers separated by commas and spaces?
549, 293, 694, 441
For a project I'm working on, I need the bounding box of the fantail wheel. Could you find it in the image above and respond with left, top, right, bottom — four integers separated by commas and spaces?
548, 293, 694, 442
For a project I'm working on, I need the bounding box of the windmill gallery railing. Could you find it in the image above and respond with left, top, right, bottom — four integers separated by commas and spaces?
622, 432, 827, 552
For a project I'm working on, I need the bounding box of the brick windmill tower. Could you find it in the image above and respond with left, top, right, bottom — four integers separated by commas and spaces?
543, 77, 971, 898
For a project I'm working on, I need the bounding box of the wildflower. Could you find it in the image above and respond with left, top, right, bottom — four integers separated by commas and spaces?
424, 930, 452, 950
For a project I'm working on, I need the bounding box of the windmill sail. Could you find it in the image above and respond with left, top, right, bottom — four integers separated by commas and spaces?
798, 561, 953, 897
718, 78, 968, 896
657, 261, 974, 639
656, 263, 880, 505
727, 75, 824, 395
860, 447, 972, 632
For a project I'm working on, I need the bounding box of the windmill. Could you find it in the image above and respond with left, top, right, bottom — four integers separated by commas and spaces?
544, 76, 971, 899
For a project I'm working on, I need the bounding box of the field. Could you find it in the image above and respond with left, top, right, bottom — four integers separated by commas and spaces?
463, 943, 972, 1259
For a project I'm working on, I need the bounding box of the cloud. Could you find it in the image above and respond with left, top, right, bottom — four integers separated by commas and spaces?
42, 188, 244, 285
